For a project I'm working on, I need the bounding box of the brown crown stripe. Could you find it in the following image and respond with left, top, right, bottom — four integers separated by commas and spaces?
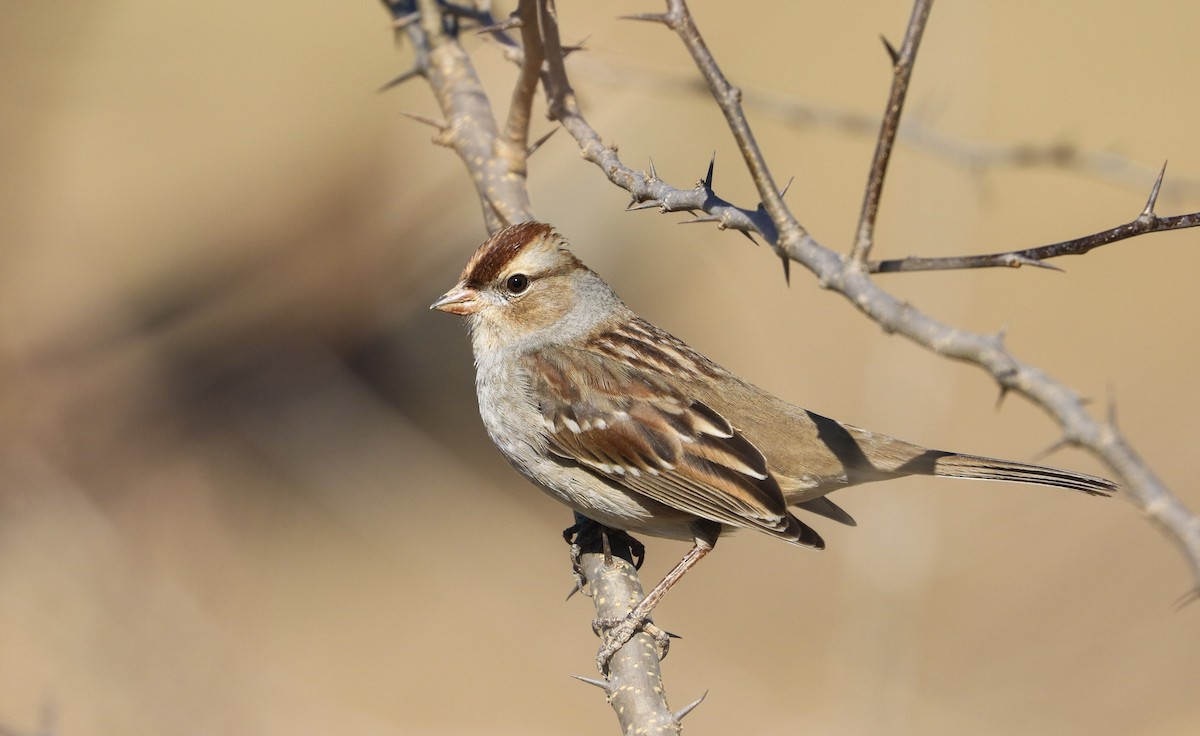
462, 221, 555, 287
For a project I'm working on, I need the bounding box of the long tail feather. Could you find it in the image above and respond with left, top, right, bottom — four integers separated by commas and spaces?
932, 453, 1117, 496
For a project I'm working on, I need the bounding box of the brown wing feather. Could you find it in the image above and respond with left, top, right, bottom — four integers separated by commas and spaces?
523, 344, 820, 546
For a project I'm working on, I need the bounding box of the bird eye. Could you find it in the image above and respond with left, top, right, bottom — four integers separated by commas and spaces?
505, 273, 530, 294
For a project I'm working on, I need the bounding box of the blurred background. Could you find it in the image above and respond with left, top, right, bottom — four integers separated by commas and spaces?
2, 1, 1198, 734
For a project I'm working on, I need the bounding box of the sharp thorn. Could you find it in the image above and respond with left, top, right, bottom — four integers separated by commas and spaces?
401, 111, 448, 130
1143, 161, 1167, 217
680, 214, 721, 225
1021, 257, 1064, 272
626, 199, 662, 211
881, 35, 900, 65
781, 254, 792, 285
1005, 252, 1062, 272
703, 152, 716, 190
648, 156, 658, 181
1030, 438, 1069, 463
378, 67, 423, 93
1171, 587, 1200, 611
779, 175, 794, 198
737, 229, 759, 246
572, 675, 611, 691
562, 35, 591, 57
673, 691, 708, 722
618, 12, 671, 24
527, 126, 559, 157
994, 384, 1009, 410
475, 14, 521, 35
565, 582, 582, 601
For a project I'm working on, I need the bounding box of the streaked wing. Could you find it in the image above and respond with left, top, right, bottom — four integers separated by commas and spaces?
522, 323, 819, 546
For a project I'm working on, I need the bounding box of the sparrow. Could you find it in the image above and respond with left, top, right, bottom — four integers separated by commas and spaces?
431, 221, 1116, 669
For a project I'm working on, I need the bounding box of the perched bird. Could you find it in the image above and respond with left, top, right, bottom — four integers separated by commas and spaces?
431, 221, 1116, 667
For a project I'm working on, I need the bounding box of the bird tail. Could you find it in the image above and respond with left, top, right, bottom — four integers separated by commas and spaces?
931, 452, 1117, 496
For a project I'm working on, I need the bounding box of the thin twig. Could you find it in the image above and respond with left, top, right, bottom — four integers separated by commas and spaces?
871, 207, 1200, 273
499, 2, 544, 173
850, 0, 932, 264
871, 166, 1200, 272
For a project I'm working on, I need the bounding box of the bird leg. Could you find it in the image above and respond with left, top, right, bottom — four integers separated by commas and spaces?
594, 532, 716, 673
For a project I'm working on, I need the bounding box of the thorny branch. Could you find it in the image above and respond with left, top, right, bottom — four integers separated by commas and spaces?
571, 525, 700, 736
871, 166, 1200, 273
379, 0, 1200, 730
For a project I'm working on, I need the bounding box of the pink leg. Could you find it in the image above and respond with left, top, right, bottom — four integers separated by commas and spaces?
595, 537, 715, 673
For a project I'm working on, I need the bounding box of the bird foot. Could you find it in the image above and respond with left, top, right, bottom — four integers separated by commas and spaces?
566, 541, 590, 599
592, 614, 671, 673
563, 517, 647, 599
562, 518, 646, 568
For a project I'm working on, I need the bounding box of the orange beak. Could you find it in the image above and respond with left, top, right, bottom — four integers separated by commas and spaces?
430, 283, 481, 316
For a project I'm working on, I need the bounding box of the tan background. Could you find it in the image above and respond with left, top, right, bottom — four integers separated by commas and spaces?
2, 1, 1198, 734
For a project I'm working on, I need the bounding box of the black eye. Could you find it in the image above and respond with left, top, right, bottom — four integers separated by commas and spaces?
505, 273, 530, 294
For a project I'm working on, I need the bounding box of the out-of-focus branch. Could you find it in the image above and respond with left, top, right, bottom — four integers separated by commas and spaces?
566, 58, 1200, 201
564, 49, 1200, 200
537, 0, 1200, 587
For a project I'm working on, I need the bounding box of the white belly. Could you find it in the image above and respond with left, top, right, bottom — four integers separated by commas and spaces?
472, 350, 697, 541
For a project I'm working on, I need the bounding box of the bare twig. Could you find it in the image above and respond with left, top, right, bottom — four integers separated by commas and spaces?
870, 172, 1200, 272
498, 2, 544, 173
850, 0, 932, 264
